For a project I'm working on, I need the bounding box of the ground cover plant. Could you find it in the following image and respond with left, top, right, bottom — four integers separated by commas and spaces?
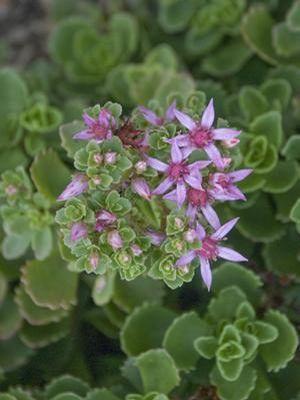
0, 1, 299, 399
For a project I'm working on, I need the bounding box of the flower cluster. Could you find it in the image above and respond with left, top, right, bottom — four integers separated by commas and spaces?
56, 100, 251, 290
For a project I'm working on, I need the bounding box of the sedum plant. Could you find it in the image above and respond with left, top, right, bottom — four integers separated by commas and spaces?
56, 98, 252, 290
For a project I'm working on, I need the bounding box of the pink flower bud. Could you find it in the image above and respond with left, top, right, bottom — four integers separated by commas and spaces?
131, 244, 142, 256
92, 176, 101, 185
132, 178, 151, 200
95, 210, 116, 232
184, 229, 197, 243
146, 229, 166, 246
107, 230, 123, 249
71, 222, 88, 242
89, 252, 99, 270
5, 185, 17, 196
135, 161, 147, 173
93, 153, 103, 164
222, 158, 232, 168
105, 152, 117, 165
222, 138, 240, 148
57, 174, 88, 202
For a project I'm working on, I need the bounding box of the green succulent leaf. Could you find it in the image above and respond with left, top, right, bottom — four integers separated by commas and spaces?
211, 365, 257, 400
260, 310, 298, 372
163, 311, 212, 370
120, 303, 176, 356
45, 375, 90, 398
208, 286, 247, 322
21, 252, 78, 310
30, 149, 70, 203
135, 349, 180, 394
212, 263, 263, 306
194, 336, 218, 360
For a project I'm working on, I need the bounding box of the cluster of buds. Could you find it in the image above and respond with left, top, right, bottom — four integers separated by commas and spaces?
56, 99, 251, 290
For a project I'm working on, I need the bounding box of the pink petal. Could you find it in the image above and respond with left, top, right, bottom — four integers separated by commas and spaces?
199, 256, 212, 291
171, 140, 183, 163
146, 156, 168, 172
228, 169, 252, 182
201, 99, 215, 129
229, 186, 247, 201
166, 134, 190, 146
174, 109, 196, 130
204, 143, 224, 170
176, 250, 196, 266
139, 106, 162, 126
73, 130, 94, 140
99, 109, 112, 128
163, 189, 177, 202
165, 101, 177, 121
182, 146, 195, 158
217, 246, 248, 262
82, 112, 95, 126
176, 181, 187, 208
184, 174, 202, 190
211, 217, 239, 241
195, 222, 206, 240
152, 177, 173, 195
186, 203, 197, 221
202, 204, 220, 230
189, 160, 211, 171
212, 128, 241, 140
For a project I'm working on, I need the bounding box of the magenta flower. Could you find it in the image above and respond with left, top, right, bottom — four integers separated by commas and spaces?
139, 101, 176, 126
95, 210, 116, 232
73, 109, 115, 142
57, 174, 88, 202
176, 218, 247, 290
173, 99, 240, 169
147, 141, 210, 208
209, 169, 252, 201
132, 178, 151, 200
164, 185, 220, 230
70, 222, 88, 241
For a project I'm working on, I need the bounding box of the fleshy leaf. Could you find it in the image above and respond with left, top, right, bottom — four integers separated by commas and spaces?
290, 198, 300, 223
0, 294, 22, 340
263, 227, 300, 276
21, 252, 78, 310
241, 6, 278, 65
194, 336, 218, 360
30, 149, 70, 202
20, 318, 70, 349
211, 365, 257, 400
135, 349, 180, 394
250, 111, 283, 149
263, 160, 299, 194
163, 311, 212, 370
212, 263, 262, 306
113, 275, 165, 313
15, 286, 68, 326
207, 287, 247, 322
45, 375, 90, 398
260, 310, 298, 372
120, 303, 176, 356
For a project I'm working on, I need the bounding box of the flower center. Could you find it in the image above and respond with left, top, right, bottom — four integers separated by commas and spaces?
215, 174, 231, 188
187, 188, 208, 207
199, 237, 218, 260
190, 125, 212, 148
168, 162, 189, 181
91, 122, 109, 139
